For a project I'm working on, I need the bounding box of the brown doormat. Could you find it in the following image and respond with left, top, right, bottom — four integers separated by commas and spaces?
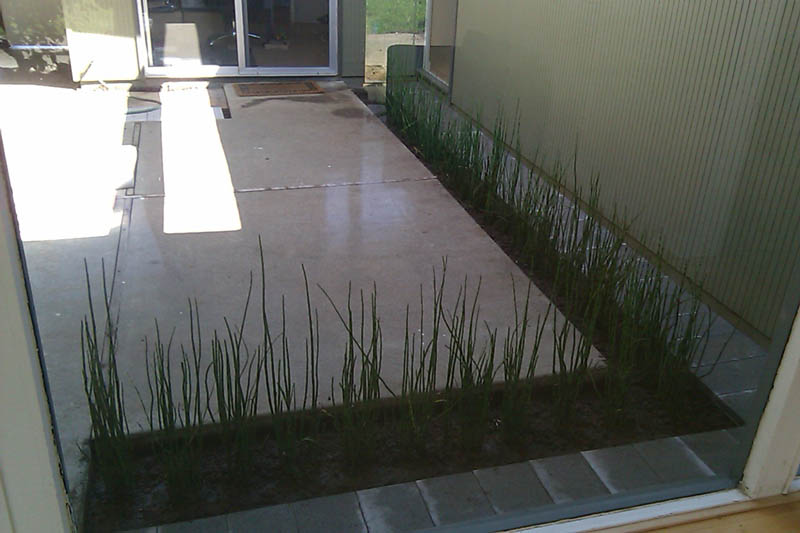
232, 81, 324, 97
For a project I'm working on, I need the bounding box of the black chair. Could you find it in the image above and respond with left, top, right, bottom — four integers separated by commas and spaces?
148, 0, 180, 14
208, 0, 267, 48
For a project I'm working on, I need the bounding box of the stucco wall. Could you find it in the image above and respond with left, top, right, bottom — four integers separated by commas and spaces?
451, 0, 800, 342
62, 0, 141, 81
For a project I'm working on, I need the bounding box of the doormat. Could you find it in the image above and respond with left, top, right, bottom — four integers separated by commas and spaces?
232, 81, 324, 97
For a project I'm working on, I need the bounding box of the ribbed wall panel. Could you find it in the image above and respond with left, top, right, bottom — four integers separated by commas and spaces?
452, 0, 800, 341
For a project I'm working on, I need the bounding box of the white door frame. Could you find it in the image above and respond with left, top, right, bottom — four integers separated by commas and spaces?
138, 0, 338, 78
741, 305, 800, 497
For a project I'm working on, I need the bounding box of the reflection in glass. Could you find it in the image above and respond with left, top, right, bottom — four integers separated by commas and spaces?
365, 0, 425, 83
427, 0, 457, 83
147, 0, 239, 66
245, 0, 330, 68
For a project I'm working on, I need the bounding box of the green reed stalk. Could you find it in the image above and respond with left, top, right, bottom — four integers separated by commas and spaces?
399, 260, 448, 455
81, 259, 131, 495
501, 278, 548, 444
320, 282, 387, 469
205, 273, 263, 476
441, 276, 497, 451
139, 311, 203, 501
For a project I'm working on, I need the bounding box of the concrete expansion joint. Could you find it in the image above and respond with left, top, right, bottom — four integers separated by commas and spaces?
121, 175, 437, 200
235, 175, 437, 193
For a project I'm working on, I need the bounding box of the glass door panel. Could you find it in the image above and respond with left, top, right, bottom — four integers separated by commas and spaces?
142, 0, 336, 74
243, 0, 331, 68
145, 0, 238, 67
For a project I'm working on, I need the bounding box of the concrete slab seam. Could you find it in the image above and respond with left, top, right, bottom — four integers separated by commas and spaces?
353, 490, 371, 533
120, 175, 438, 199
414, 480, 437, 528
471, 468, 504, 515
673, 437, 717, 477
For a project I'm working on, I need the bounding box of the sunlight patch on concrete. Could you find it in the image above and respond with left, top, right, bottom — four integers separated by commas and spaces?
0, 85, 130, 241
160, 85, 241, 234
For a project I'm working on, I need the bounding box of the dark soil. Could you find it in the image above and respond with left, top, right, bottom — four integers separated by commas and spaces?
86, 375, 736, 532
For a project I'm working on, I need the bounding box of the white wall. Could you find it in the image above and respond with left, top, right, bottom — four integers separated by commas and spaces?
0, 142, 72, 532
61, 0, 141, 81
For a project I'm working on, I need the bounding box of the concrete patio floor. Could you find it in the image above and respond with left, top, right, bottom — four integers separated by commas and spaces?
1, 80, 760, 532
112, 81, 581, 404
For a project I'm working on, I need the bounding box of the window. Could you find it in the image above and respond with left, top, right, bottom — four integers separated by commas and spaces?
424, 0, 457, 86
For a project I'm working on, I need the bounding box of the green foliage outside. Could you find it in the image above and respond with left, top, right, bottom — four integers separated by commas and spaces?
367, 0, 426, 34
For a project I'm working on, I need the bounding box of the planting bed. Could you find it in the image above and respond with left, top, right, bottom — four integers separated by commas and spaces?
85, 375, 735, 532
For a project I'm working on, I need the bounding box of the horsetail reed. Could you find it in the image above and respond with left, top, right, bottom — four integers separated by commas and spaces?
140, 316, 202, 500
385, 71, 716, 419
81, 259, 131, 494
501, 278, 548, 443
206, 273, 263, 475
442, 276, 498, 450
399, 261, 447, 455
320, 282, 386, 468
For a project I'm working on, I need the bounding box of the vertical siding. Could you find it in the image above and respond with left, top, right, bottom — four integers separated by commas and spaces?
451, 0, 800, 342
341, 0, 366, 77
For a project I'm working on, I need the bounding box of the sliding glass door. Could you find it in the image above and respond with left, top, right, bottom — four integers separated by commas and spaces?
139, 0, 337, 77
